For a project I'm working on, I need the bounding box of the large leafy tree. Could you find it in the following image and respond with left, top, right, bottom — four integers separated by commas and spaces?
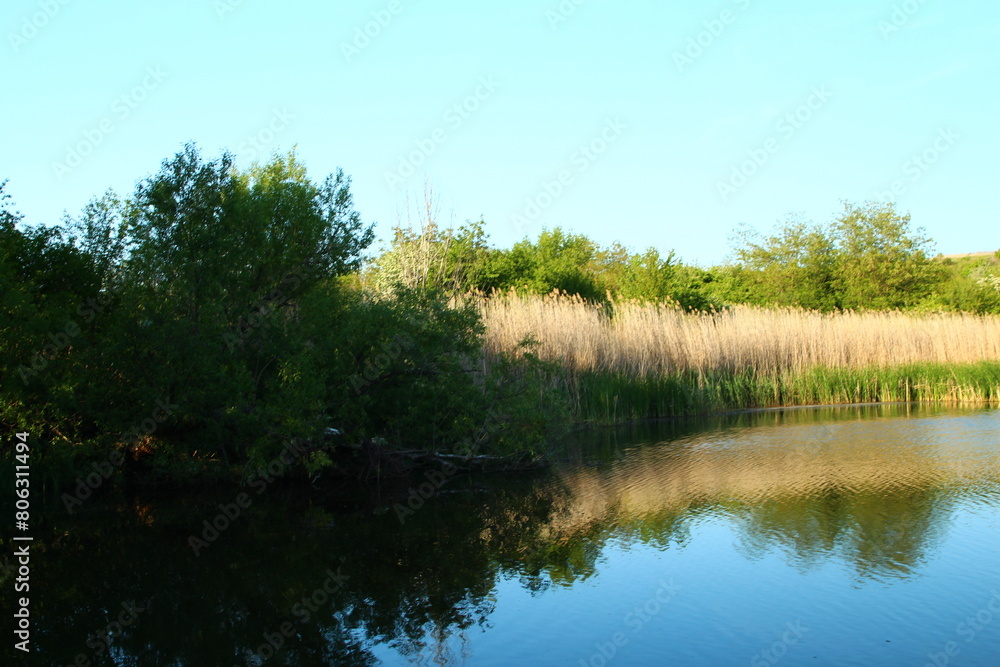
505, 228, 602, 300
3, 147, 567, 483
0, 180, 102, 439
121, 145, 372, 326
732, 217, 839, 310
730, 202, 943, 311
832, 202, 942, 310
592, 243, 677, 302
62, 145, 375, 459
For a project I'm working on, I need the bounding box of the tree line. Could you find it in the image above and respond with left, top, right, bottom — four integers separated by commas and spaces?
366, 201, 1000, 314
0, 145, 562, 488
2, 144, 997, 488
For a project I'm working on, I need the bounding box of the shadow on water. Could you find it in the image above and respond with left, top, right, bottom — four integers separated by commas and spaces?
3, 403, 999, 665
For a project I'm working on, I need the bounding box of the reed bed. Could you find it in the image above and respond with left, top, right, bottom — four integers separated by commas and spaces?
478, 293, 1000, 421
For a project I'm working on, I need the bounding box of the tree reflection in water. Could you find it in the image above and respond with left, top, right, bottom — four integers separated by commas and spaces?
10, 405, 998, 665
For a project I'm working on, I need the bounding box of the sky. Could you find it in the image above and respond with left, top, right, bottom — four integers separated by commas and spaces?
2, 0, 998, 266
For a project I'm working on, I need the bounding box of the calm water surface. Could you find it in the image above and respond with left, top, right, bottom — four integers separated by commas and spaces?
6, 404, 1000, 666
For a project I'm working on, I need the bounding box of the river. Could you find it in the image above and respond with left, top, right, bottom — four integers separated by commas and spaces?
10, 404, 1000, 666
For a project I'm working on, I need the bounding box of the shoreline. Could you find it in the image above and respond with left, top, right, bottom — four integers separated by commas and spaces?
8, 368, 998, 502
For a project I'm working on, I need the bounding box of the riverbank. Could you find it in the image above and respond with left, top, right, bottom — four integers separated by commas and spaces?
563, 362, 1000, 424
13, 406, 1000, 666
481, 293, 1000, 423
7, 293, 1000, 496
6, 365, 998, 508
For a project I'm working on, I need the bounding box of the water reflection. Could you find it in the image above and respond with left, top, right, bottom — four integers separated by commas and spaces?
548, 406, 998, 582
5, 404, 998, 665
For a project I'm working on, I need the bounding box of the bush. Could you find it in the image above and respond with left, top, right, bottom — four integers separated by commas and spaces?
1, 149, 561, 489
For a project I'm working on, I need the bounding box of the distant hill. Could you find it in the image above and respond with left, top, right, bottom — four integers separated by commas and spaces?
940, 252, 996, 259
938, 252, 999, 264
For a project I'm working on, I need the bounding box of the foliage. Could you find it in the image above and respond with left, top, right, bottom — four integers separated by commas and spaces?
367, 222, 717, 309
919, 253, 1000, 314
503, 228, 602, 300
1, 147, 552, 490
833, 202, 943, 310
731, 217, 839, 310
591, 243, 679, 303
366, 200, 995, 316
5, 150, 999, 492
366, 218, 498, 296
0, 180, 103, 434
729, 202, 943, 311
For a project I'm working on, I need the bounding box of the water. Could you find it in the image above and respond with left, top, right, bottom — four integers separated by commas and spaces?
6, 404, 999, 666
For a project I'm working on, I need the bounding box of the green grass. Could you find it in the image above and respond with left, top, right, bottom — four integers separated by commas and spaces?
565, 361, 1000, 424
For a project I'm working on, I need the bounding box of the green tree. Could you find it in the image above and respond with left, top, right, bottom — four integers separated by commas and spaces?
64, 189, 132, 291
593, 244, 678, 303
832, 202, 942, 310
923, 254, 1000, 314
0, 180, 103, 445
5, 146, 562, 486
732, 218, 839, 310
367, 218, 498, 296
505, 228, 602, 300
666, 263, 720, 311
55, 145, 376, 465
729, 202, 944, 311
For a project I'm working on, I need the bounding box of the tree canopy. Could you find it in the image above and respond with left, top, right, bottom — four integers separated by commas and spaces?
731, 202, 944, 311
2, 146, 565, 486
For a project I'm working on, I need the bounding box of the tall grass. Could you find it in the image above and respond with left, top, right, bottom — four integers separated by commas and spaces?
479, 293, 1000, 421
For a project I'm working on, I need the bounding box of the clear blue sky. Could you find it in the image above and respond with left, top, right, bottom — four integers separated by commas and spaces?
2, 0, 998, 266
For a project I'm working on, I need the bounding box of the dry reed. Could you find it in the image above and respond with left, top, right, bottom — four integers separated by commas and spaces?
479, 292, 1000, 377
